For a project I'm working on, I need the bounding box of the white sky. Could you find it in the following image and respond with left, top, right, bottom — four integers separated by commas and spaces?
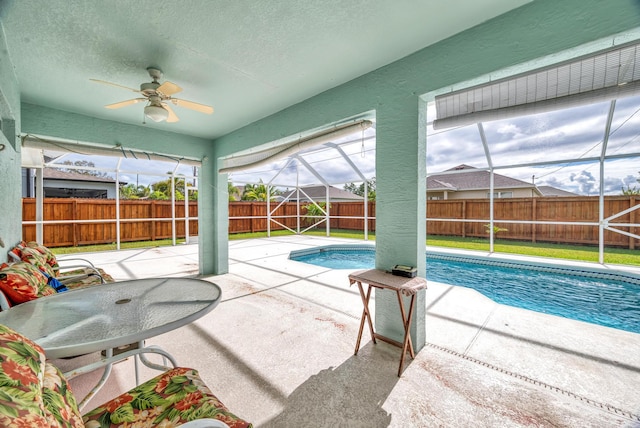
231, 94, 640, 195
43, 94, 640, 195
45, 152, 198, 188
424, 95, 640, 195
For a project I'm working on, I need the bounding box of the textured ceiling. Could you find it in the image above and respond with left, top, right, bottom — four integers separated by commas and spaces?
1, 0, 530, 140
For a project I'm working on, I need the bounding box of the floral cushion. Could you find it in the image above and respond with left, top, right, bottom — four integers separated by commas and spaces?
82, 367, 252, 428
6, 240, 114, 297
0, 262, 57, 306
60, 268, 115, 289
42, 363, 85, 427
7, 241, 25, 262
0, 324, 83, 427
25, 241, 60, 272
19, 246, 57, 277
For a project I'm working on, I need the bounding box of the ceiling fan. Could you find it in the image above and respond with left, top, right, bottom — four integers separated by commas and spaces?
90, 67, 214, 123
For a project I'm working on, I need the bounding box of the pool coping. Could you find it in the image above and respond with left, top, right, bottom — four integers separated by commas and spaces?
289, 243, 640, 284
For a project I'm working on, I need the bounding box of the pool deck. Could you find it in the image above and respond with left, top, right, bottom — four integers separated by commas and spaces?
57, 235, 640, 427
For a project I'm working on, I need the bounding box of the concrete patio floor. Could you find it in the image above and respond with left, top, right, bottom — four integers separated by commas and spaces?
57, 235, 640, 427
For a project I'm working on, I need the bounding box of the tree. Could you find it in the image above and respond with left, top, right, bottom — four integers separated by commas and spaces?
303, 202, 330, 227
344, 177, 376, 201
228, 181, 239, 202
148, 177, 197, 201
484, 224, 508, 235
241, 180, 278, 201
119, 184, 151, 199
148, 190, 169, 200
60, 160, 111, 178
621, 172, 640, 195
622, 186, 640, 195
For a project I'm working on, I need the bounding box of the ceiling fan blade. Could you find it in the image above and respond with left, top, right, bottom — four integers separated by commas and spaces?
162, 102, 180, 123
170, 98, 214, 114
90, 79, 142, 93
157, 81, 182, 96
105, 98, 147, 109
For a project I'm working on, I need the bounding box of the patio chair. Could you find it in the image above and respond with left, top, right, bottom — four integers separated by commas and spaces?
0, 323, 252, 427
8, 241, 113, 286
1, 241, 115, 311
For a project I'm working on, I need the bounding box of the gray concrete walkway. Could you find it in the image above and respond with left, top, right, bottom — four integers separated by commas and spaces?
59, 236, 640, 427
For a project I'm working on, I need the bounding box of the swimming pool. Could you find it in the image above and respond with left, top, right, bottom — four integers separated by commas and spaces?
289, 245, 640, 335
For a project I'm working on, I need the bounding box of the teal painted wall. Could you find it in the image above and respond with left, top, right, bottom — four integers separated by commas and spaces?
0, 20, 22, 261
212, 0, 640, 349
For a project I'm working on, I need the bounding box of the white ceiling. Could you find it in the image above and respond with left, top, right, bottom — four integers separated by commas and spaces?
0, 0, 530, 140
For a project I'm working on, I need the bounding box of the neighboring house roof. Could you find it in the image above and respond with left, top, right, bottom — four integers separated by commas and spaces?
536, 185, 579, 197
427, 164, 540, 194
282, 185, 364, 201
43, 168, 117, 183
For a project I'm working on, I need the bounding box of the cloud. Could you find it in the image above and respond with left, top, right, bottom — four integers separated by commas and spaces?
569, 170, 597, 195
234, 96, 640, 190
495, 123, 524, 138
541, 176, 566, 190
603, 176, 625, 194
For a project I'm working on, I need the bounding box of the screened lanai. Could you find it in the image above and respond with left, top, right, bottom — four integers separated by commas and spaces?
425, 40, 640, 263
3, 0, 640, 366
21, 67, 640, 265
225, 119, 377, 238
20, 135, 201, 248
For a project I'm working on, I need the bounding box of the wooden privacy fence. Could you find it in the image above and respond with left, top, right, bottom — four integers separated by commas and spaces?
22, 198, 198, 247
228, 201, 376, 234
21, 196, 639, 249
426, 196, 639, 249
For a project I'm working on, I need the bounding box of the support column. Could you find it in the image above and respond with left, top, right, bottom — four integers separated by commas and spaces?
198, 152, 229, 275
375, 95, 427, 351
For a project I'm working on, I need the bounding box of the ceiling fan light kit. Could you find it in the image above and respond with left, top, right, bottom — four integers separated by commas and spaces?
90, 67, 213, 124
144, 104, 169, 122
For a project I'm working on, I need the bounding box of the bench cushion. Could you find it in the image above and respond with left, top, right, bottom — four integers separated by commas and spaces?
0, 324, 84, 427
82, 367, 252, 428
0, 262, 57, 306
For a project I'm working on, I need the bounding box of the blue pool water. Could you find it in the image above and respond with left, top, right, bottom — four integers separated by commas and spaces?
290, 246, 640, 335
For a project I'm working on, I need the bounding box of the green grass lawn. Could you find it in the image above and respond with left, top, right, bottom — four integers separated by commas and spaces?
53, 230, 640, 266
425, 235, 640, 266
229, 229, 640, 266
52, 238, 186, 255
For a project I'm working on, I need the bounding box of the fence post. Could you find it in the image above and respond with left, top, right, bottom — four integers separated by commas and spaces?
461, 200, 466, 238
532, 198, 537, 244
72, 199, 78, 247
631, 196, 636, 250
251, 203, 255, 233
151, 201, 156, 241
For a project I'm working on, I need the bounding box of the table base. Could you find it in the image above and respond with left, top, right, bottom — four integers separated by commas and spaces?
64, 341, 177, 410
353, 282, 417, 377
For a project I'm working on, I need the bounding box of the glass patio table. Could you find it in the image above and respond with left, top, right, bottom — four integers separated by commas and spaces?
0, 277, 221, 408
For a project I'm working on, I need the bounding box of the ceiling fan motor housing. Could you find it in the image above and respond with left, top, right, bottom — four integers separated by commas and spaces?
140, 81, 161, 96
146, 67, 163, 81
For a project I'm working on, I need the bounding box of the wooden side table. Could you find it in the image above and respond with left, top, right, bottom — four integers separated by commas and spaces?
349, 269, 427, 376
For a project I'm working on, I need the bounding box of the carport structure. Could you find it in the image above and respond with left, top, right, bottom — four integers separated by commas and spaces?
2, 1, 640, 352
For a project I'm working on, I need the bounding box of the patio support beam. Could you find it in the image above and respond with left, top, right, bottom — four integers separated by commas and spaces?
35, 167, 43, 243
325, 142, 370, 239
478, 123, 495, 252
115, 158, 122, 250
598, 100, 616, 264
199, 152, 229, 275
375, 96, 427, 352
